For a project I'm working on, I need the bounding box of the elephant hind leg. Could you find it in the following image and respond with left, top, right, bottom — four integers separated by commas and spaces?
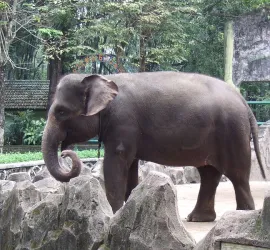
125, 159, 139, 201
231, 178, 255, 210
187, 165, 222, 222
226, 159, 255, 210
224, 139, 255, 210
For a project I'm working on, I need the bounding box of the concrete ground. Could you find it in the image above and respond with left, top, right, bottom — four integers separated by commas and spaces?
176, 181, 270, 243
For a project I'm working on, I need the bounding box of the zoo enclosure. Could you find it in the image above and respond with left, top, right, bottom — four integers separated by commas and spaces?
247, 101, 270, 125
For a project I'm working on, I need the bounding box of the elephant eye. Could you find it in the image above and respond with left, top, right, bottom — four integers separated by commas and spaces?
55, 106, 70, 119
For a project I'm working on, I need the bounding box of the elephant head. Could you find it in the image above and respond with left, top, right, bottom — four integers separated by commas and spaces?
42, 74, 118, 182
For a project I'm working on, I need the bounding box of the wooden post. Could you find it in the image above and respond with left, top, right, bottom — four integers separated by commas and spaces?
224, 20, 234, 87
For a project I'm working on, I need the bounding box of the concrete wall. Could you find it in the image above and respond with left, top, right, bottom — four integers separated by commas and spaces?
233, 10, 270, 86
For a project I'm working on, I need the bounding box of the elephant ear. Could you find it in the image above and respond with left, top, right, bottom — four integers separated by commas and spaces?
82, 75, 118, 116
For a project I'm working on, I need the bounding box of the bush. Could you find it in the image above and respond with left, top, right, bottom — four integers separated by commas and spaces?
23, 118, 46, 145
241, 82, 270, 123
4, 111, 46, 145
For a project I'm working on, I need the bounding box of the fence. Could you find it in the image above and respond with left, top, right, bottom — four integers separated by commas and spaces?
247, 101, 270, 125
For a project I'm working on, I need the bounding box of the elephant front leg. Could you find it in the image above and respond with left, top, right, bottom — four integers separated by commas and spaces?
103, 148, 134, 213
187, 165, 222, 222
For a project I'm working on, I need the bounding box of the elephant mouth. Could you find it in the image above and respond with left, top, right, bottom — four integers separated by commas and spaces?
60, 130, 73, 151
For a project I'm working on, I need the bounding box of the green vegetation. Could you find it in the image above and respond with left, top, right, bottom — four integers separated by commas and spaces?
4, 111, 46, 146
0, 149, 104, 164
5, 0, 270, 80
1, 0, 269, 153
241, 82, 270, 123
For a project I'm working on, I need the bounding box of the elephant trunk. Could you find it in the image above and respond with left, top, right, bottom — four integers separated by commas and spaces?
42, 119, 81, 182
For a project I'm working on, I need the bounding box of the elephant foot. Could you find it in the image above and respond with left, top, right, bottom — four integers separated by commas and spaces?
187, 209, 216, 222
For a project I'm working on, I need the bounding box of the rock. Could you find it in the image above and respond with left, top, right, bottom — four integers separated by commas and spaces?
184, 167, 200, 183
0, 174, 113, 250
80, 164, 93, 176
33, 156, 93, 183
262, 189, 270, 233
196, 189, 270, 250
166, 167, 186, 185
139, 162, 166, 182
250, 121, 270, 180
105, 171, 196, 250
0, 180, 18, 249
32, 167, 52, 182
65, 176, 112, 249
140, 162, 207, 184
34, 177, 64, 197
0, 180, 42, 250
90, 159, 105, 190
7, 172, 31, 182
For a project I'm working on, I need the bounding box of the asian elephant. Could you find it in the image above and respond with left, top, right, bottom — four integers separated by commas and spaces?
42, 72, 266, 222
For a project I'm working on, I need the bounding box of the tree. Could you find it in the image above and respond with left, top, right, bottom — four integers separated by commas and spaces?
0, 0, 36, 151
182, 0, 269, 79
69, 0, 197, 73
37, 0, 96, 109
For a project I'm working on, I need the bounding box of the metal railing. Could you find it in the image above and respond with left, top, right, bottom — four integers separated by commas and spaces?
247, 101, 270, 125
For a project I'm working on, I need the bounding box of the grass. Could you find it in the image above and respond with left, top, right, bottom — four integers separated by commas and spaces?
0, 149, 104, 164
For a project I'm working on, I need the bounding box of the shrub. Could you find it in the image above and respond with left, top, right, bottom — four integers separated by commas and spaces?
4, 111, 46, 145
23, 118, 46, 145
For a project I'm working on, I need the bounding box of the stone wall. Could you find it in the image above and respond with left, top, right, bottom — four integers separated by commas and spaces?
233, 10, 270, 86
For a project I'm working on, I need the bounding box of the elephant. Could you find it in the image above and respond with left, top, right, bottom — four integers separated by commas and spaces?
42, 71, 266, 222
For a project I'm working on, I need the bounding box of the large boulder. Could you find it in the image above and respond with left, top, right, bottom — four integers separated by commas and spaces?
139, 162, 227, 184
90, 159, 105, 190
139, 162, 166, 182
105, 171, 196, 250
0, 171, 113, 250
32, 167, 51, 182
139, 162, 188, 184
183, 167, 200, 183
0, 180, 42, 249
7, 172, 31, 182
166, 167, 186, 185
195, 189, 270, 250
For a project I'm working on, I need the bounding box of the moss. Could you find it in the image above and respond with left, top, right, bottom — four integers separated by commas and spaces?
254, 216, 262, 232
64, 221, 74, 228
251, 214, 263, 237
52, 229, 63, 238
31, 240, 39, 249
32, 208, 41, 216
98, 244, 110, 250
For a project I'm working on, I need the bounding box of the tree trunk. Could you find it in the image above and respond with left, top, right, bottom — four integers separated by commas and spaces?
0, 65, 5, 153
139, 36, 146, 72
47, 57, 62, 113
224, 20, 234, 86
92, 61, 97, 74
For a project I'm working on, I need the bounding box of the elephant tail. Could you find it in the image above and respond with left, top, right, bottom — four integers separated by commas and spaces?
248, 107, 266, 180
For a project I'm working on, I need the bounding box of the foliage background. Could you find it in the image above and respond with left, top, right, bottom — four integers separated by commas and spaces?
5, 0, 270, 80
2, 0, 270, 146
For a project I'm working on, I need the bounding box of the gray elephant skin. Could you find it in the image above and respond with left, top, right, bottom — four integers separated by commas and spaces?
42, 71, 265, 222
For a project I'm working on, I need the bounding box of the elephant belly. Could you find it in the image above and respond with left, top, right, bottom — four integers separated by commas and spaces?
137, 144, 214, 167
136, 126, 216, 167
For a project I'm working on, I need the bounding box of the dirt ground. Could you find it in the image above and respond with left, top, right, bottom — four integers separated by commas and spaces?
176, 181, 270, 242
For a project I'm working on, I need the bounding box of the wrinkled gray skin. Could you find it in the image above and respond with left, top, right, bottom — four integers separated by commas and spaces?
42, 72, 265, 222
